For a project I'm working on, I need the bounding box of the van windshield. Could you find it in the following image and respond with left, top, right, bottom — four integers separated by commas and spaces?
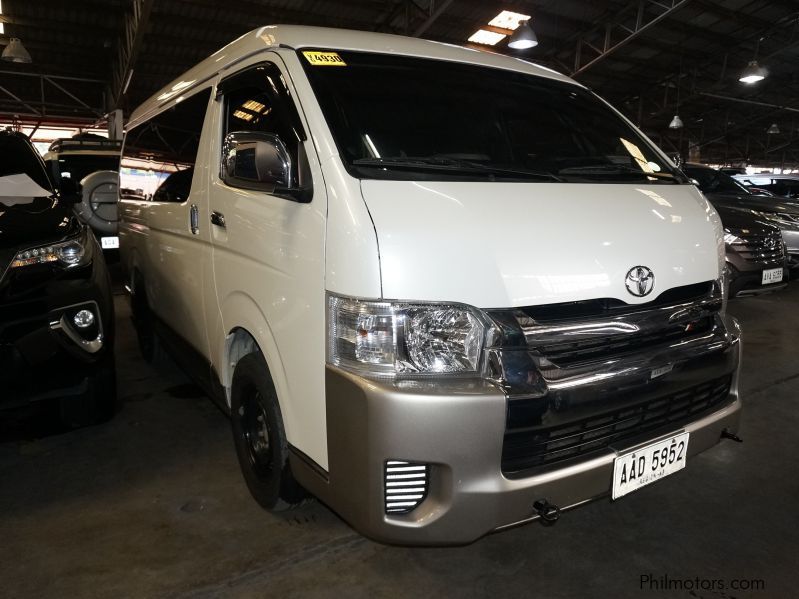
300, 50, 685, 184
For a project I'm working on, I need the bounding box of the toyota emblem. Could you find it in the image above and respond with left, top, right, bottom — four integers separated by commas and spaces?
625, 266, 655, 297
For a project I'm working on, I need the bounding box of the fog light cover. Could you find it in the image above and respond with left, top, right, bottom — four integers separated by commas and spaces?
73, 309, 95, 329
384, 460, 429, 515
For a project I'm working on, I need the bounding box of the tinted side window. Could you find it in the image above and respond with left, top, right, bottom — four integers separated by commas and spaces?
121, 88, 211, 202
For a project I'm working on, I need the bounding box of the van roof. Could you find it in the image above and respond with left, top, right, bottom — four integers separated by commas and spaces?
130, 24, 581, 125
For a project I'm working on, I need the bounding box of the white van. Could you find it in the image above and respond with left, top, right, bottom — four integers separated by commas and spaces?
119, 25, 742, 545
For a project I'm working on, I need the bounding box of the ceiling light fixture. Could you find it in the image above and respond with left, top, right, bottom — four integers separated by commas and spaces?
767, 123, 780, 135
668, 115, 684, 129
488, 10, 531, 31
739, 60, 766, 84
508, 21, 538, 50
468, 29, 506, 46
739, 38, 766, 84
669, 57, 684, 130
2, 37, 32, 63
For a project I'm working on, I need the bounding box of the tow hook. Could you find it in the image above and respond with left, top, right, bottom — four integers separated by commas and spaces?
533, 499, 560, 526
721, 429, 743, 443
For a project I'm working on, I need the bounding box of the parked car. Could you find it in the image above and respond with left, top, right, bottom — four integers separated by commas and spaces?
733, 173, 799, 199
0, 130, 116, 427
683, 163, 799, 271
714, 205, 787, 296
43, 134, 122, 260
120, 26, 742, 545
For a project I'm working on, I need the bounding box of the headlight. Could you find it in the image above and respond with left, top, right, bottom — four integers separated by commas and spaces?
328, 294, 485, 377
723, 232, 742, 244
11, 237, 88, 269
757, 211, 799, 228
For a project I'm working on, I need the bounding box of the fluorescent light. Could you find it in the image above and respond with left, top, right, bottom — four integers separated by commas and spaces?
468, 29, 506, 46
242, 99, 266, 112
488, 10, 531, 31
232, 110, 254, 122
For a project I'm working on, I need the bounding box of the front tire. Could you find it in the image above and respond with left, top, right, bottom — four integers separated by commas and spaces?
230, 352, 306, 511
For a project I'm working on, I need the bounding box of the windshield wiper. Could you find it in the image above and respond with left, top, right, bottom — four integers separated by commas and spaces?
352, 157, 564, 182
558, 164, 681, 182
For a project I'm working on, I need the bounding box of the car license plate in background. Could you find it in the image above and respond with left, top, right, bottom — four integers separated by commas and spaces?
612, 432, 689, 500
101, 236, 120, 249
762, 267, 783, 285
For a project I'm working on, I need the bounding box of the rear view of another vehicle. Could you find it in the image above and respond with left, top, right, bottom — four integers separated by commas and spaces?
44, 134, 123, 261
716, 205, 787, 296
0, 130, 116, 427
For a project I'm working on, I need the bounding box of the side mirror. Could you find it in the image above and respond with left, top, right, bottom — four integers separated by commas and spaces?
221, 131, 292, 190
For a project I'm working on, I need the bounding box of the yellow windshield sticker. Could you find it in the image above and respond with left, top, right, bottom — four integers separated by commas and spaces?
303, 51, 347, 66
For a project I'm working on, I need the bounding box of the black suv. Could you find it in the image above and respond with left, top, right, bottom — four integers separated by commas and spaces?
0, 130, 116, 426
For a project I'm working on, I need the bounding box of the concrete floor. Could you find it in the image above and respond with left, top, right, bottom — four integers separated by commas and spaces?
2, 285, 797, 598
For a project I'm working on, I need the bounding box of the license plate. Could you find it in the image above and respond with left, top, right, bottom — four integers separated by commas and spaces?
612, 431, 689, 500
762, 267, 783, 285
101, 236, 120, 249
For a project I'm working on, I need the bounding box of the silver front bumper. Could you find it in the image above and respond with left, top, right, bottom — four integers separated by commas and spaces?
296, 315, 742, 545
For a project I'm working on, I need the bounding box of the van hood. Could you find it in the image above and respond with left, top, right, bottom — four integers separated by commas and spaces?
360, 181, 722, 308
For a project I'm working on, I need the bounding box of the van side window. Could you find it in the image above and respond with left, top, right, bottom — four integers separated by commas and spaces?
120, 88, 211, 202
219, 64, 305, 190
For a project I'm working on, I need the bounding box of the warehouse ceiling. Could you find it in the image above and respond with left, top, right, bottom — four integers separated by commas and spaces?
1, 0, 798, 166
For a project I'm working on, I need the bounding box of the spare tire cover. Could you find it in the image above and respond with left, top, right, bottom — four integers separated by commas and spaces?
75, 170, 119, 235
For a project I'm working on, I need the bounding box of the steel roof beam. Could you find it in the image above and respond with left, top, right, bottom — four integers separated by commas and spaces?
110, 0, 154, 110
561, 0, 694, 77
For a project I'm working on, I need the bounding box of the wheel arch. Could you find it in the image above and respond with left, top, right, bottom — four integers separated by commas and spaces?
216, 291, 294, 442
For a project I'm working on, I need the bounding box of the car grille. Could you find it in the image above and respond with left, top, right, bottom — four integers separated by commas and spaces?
529, 316, 715, 368
502, 375, 733, 476
728, 230, 785, 265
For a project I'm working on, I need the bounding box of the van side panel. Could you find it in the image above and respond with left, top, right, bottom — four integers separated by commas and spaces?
205, 52, 332, 470
275, 50, 383, 300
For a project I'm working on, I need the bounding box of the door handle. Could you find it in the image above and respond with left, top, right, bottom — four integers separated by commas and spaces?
211, 211, 226, 228
190, 204, 199, 235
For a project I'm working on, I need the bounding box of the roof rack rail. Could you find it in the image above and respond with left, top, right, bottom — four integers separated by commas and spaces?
47, 137, 123, 154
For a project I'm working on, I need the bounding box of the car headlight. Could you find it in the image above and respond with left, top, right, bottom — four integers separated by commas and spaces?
328, 294, 485, 377
757, 211, 799, 228
10, 237, 88, 269
723, 231, 742, 245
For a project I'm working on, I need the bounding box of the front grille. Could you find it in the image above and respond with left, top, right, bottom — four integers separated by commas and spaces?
530, 316, 714, 367
520, 281, 714, 322
728, 231, 785, 265
502, 375, 733, 476
384, 460, 429, 515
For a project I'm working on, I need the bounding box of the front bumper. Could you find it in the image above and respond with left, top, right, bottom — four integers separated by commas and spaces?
0, 257, 114, 408
301, 316, 742, 545
779, 229, 799, 268
726, 261, 788, 296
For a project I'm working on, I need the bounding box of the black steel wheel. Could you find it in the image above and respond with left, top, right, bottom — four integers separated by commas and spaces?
230, 352, 306, 511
